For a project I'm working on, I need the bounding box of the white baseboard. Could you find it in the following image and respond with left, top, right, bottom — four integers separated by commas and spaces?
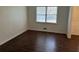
67, 34, 71, 39
71, 33, 79, 36
0, 29, 28, 45
28, 28, 66, 34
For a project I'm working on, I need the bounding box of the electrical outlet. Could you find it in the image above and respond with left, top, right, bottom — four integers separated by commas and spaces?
43, 28, 47, 30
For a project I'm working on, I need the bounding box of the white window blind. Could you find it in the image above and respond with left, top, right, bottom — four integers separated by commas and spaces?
36, 6, 58, 23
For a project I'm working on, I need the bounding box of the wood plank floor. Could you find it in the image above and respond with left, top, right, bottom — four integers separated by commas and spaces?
0, 30, 79, 52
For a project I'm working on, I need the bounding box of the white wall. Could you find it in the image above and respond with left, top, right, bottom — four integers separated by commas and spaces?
67, 7, 72, 38
27, 6, 69, 34
0, 7, 28, 45
71, 7, 79, 35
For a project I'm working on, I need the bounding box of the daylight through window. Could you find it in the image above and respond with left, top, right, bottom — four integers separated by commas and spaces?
36, 6, 58, 23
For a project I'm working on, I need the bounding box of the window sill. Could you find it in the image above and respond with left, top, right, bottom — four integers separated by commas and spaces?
36, 22, 57, 24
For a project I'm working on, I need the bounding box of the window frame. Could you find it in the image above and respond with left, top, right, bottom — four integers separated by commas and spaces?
36, 6, 58, 24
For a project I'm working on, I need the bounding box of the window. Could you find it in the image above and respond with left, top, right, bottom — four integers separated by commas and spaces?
36, 6, 58, 23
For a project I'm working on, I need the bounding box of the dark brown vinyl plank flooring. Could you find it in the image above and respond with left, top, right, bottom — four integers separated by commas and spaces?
0, 30, 79, 52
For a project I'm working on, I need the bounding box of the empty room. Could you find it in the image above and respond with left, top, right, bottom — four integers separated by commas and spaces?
0, 6, 79, 52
